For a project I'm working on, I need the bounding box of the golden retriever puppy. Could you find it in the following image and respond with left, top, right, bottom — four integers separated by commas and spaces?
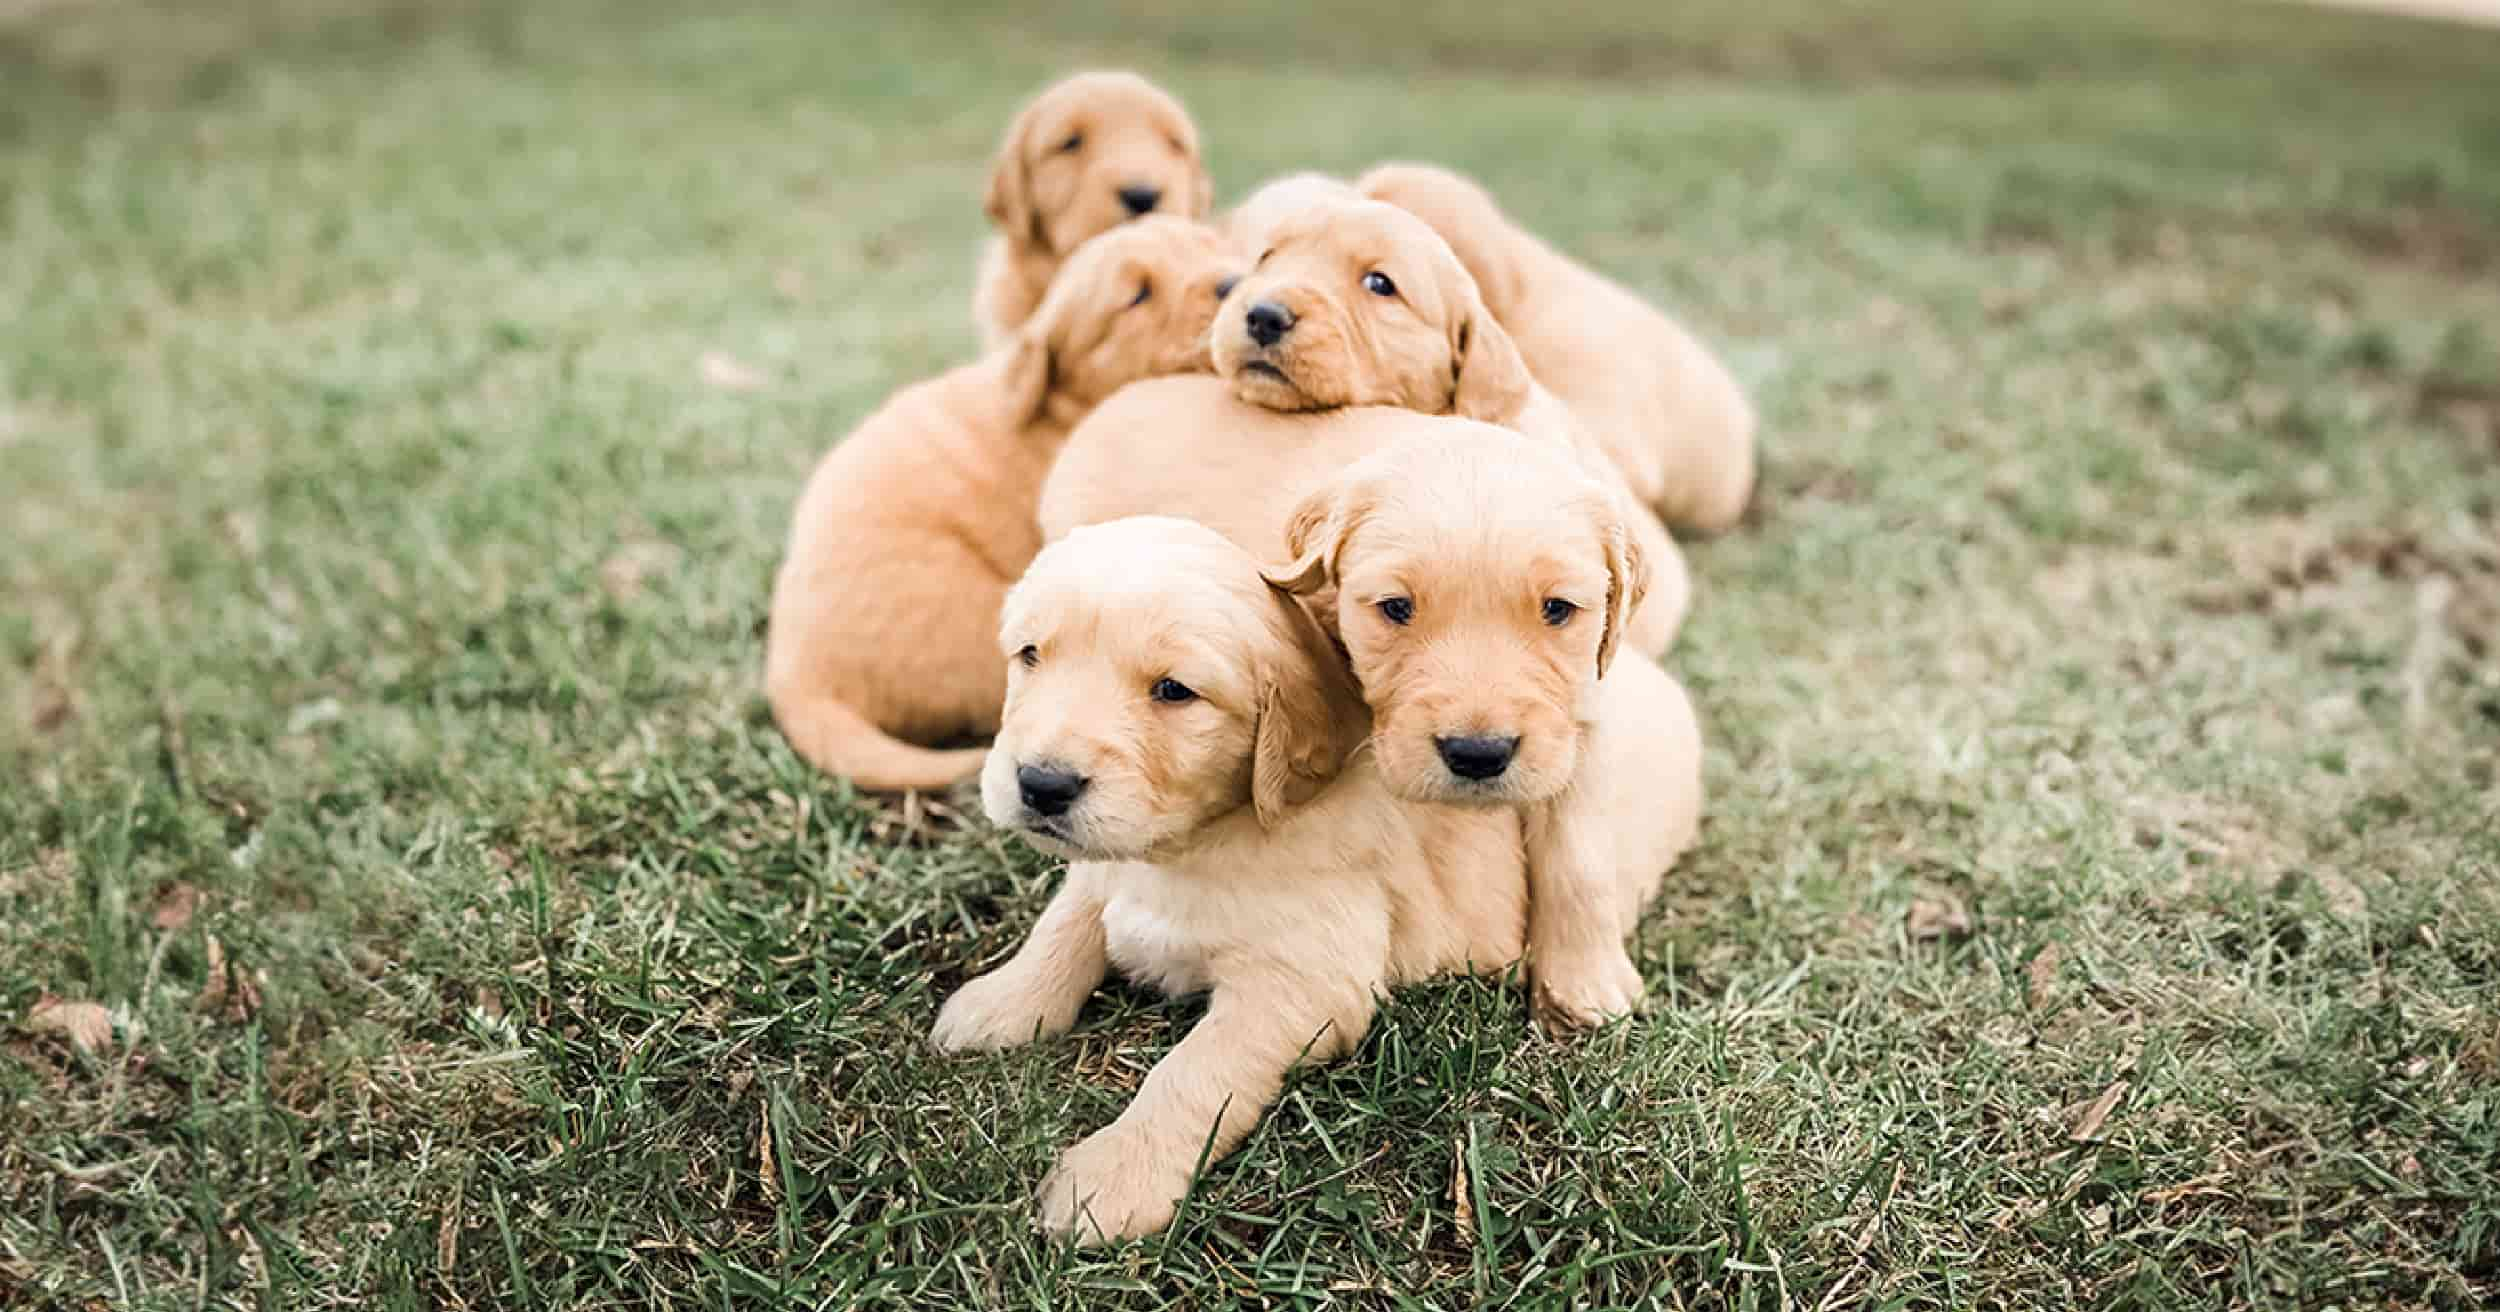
1210, 197, 1688, 651
1357, 162, 1757, 534
929, 516, 1528, 1245
1220, 170, 1359, 259
1266, 427, 1704, 1028
766, 218, 1237, 792
974, 72, 1213, 348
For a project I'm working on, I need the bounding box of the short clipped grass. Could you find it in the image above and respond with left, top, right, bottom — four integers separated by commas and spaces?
5, 1, 2499, 1307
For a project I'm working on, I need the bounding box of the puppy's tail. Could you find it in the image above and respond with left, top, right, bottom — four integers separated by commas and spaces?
770, 687, 989, 793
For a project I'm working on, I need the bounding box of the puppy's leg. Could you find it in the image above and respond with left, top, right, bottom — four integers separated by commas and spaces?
930, 868, 1109, 1053
1039, 967, 1378, 1244
1522, 791, 1647, 1030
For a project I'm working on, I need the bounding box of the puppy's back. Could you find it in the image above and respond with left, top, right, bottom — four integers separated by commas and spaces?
1041, 376, 1416, 560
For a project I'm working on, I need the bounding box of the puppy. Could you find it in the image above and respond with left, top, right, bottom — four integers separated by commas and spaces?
767, 218, 1236, 792
1265, 428, 1704, 1029
974, 72, 1213, 348
1357, 162, 1757, 535
930, 516, 1529, 1244
1212, 196, 1688, 651
1220, 170, 1359, 259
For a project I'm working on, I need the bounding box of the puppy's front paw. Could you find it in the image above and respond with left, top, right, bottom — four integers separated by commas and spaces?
930, 969, 1073, 1054
1037, 1130, 1194, 1245
1532, 943, 1648, 1032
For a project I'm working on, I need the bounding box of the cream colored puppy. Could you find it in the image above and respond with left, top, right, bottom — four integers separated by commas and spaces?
1358, 162, 1757, 534
974, 72, 1213, 347
931, 516, 1528, 1244
1210, 198, 1688, 650
1267, 428, 1704, 1028
767, 218, 1237, 792
1220, 170, 1359, 259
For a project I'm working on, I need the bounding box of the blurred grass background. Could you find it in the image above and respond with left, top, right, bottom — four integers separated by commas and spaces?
3, 1, 2498, 1307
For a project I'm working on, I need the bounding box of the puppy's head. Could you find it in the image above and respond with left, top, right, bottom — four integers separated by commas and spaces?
1355, 162, 1529, 320
1002, 216, 1240, 418
1264, 424, 1647, 807
984, 517, 1368, 859
1222, 172, 1362, 260
1212, 198, 1531, 425
984, 72, 1213, 260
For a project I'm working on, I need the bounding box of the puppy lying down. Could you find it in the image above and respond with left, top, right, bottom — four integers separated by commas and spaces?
765, 217, 1235, 792
931, 516, 1700, 1244
1268, 427, 1704, 1027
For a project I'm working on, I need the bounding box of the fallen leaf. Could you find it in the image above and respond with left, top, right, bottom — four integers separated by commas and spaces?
26, 997, 116, 1054
197, 937, 266, 1023
1448, 1139, 1475, 1247
2025, 943, 2062, 1009
700, 351, 766, 391
2069, 1078, 2129, 1143
1906, 895, 1973, 942
756, 1102, 780, 1204
151, 881, 202, 932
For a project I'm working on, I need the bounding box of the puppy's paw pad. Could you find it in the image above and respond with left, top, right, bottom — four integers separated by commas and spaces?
1037, 1133, 1189, 1246
929, 972, 1064, 1054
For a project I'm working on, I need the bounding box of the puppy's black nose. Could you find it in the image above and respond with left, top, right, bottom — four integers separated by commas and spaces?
1244, 300, 1295, 347
1017, 763, 1088, 817
1435, 734, 1519, 781
1116, 185, 1162, 216
1215, 274, 1240, 300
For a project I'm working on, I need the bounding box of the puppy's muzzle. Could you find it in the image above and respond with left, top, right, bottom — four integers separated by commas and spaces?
1116, 184, 1163, 216
1016, 762, 1089, 818
1434, 734, 1518, 781
1244, 300, 1295, 348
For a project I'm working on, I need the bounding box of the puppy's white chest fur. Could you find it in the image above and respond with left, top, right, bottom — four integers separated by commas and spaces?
1096, 862, 1227, 998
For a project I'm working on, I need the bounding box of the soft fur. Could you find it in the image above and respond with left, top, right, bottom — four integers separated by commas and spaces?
929, 517, 1529, 1245
1126, 195, 1686, 650
766, 218, 1237, 791
1357, 162, 1757, 534
1220, 170, 1360, 259
1266, 429, 1704, 1028
973, 72, 1213, 348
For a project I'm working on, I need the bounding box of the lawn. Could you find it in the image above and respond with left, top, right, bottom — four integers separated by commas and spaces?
4, 0, 2498, 1306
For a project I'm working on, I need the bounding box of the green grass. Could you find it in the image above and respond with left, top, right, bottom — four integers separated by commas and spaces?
5, 0, 2499, 1306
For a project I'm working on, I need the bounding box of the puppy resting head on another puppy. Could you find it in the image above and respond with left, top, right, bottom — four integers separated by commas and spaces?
984, 518, 1368, 859
1213, 198, 1531, 422
1266, 425, 1647, 807
1003, 216, 1239, 418
986, 72, 1212, 263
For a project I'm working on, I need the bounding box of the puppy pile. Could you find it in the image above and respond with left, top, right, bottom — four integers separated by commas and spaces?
766, 71, 1757, 1244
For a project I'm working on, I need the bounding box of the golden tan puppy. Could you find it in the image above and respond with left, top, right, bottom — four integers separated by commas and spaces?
930, 516, 1529, 1245
1267, 428, 1704, 1028
766, 218, 1237, 792
974, 72, 1213, 348
1219, 170, 1359, 259
1357, 162, 1757, 534
1210, 197, 1689, 651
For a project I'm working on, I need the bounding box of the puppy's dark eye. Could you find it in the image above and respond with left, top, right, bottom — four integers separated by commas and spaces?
1129, 282, 1152, 307
1215, 275, 1240, 300
1541, 599, 1579, 627
1377, 596, 1414, 626
1166, 134, 1188, 154
1150, 677, 1197, 703
1362, 271, 1397, 298
1017, 644, 1040, 668
1255, 248, 1273, 269
1057, 133, 1084, 154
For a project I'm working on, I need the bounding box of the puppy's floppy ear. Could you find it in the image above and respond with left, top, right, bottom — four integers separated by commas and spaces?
1260, 479, 1366, 596
983, 101, 1043, 246
1251, 582, 1369, 827
1000, 327, 1052, 425
1449, 284, 1533, 425
1594, 498, 1652, 679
